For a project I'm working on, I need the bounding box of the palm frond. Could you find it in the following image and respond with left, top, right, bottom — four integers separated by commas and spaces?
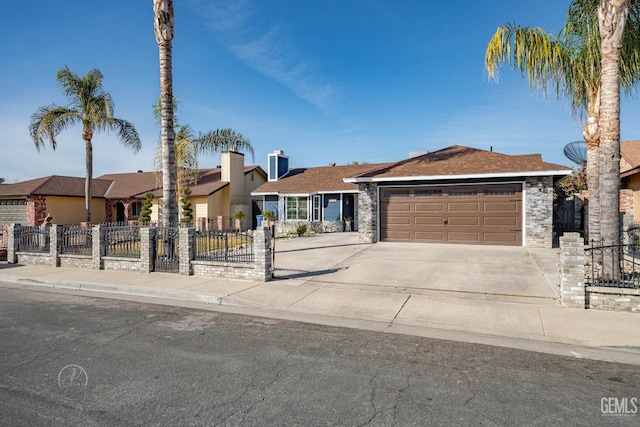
194, 128, 255, 162
29, 105, 81, 150
111, 118, 142, 152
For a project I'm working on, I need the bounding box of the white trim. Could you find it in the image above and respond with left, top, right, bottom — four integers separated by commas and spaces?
344, 169, 571, 183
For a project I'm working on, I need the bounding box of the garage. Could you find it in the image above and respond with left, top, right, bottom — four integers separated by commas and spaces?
0, 199, 28, 229
380, 184, 522, 246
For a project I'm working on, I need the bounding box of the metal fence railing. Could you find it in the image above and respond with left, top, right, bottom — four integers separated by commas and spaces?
585, 240, 640, 289
18, 226, 50, 252
60, 225, 93, 255
195, 230, 254, 263
105, 223, 141, 258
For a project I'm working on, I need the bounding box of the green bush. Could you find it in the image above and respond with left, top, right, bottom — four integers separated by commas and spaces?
296, 224, 307, 236
139, 193, 154, 223
181, 188, 193, 223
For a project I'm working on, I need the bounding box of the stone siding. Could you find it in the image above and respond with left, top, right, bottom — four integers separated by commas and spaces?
102, 257, 142, 272
586, 287, 640, 312
358, 183, 378, 243
275, 220, 345, 236
59, 254, 93, 269
525, 176, 553, 248
16, 252, 53, 266
192, 261, 256, 280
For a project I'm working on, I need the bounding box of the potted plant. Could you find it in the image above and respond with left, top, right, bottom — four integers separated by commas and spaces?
262, 210, 275, 227
344, 216, 353, 232
233, 210, 246, 231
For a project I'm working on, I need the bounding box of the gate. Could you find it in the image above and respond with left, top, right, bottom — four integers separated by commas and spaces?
154, 226, 180, 273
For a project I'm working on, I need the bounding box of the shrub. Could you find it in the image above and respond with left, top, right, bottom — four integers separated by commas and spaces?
181, 188, 193, 223
139, 193, 154, 223
296, 224, 307, 236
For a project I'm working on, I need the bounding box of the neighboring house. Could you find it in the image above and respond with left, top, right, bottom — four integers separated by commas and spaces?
253, 146, 572, 248
620, 140, 640, 218
0, 151, 265, 230
0, 175, 112, 228
107, 151, 267, 229
252, 150, 393, 234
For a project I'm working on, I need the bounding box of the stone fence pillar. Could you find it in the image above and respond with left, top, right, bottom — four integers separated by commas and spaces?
179, 227, 195, 276
7, 224, 20, 264
253, 228, 272, 281
92, 225, 106, 270
560, 232, 586, 308
50, 224, 62, 267
140, 227, 156, 274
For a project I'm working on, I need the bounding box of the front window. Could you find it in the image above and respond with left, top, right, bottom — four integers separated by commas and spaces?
286, 196, 308, 220
131, 202, 142, 217
312, 195, 321, 221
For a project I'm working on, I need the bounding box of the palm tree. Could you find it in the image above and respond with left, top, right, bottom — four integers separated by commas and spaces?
485, 0, 640, 244
152, 100, 254, 203
29, 67, 141, 222
598, 0, 633, 276
154, 0, 177, 226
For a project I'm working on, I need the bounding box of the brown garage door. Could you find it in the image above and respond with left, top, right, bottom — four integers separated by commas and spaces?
380, 184, 522, 245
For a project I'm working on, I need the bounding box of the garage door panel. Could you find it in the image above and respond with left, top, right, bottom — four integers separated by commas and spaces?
415, 216, 443, 225
483, 201, 520, 212
385, 217, 412, 226
447, 202, 480, 212
414, 202, 444, 212
383, 202, 411, 212
447, 231, 481, 243
483, 232, 519, 244
484, 217, 518, 227
382, 230, 412, 240
414, 231, 445, 241
381, 184, 522, 246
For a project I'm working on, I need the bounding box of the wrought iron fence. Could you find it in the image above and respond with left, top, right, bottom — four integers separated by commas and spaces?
585, 240, 640, 288
195, 230, 254, 263
60, 225, 92, 255
154, 226, 180, 273
105, 223, 141, 258
18, 225, 50, 252
195, 217, 236, 231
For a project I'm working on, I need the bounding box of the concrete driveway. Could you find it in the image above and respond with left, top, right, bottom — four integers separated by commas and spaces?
273, 233, 561, 306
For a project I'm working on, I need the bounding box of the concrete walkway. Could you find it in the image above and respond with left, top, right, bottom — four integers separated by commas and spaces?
1, 233, 639, 365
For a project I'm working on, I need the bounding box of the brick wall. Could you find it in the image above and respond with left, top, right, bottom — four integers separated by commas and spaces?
26, 195, 47, 226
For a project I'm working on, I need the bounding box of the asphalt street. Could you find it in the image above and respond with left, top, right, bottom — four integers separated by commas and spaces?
1, 286, 639, 426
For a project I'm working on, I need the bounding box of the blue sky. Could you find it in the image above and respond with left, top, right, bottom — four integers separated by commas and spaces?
2, 0, 639, 182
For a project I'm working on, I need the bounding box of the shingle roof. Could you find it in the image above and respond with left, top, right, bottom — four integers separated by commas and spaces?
0, 175, 112, 197
621, 140, 640, 171
252, 163, 393, 194
97, 171, 160, 199
352, 145, 571, 179
101, 166, 264, 198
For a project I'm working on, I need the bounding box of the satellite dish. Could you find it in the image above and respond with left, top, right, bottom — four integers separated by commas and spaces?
563, 141, 587, 166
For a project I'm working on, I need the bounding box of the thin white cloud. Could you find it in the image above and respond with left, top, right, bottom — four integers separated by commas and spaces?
189, 0, 337, 112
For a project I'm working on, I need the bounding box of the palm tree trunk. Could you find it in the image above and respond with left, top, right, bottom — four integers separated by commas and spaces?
598, 0, 629, 278
84, 137, 93, 223
583, 93, 601, 245
154, 0, 177, 227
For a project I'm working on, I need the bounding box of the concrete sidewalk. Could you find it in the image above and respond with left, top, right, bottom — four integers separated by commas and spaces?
1, 257, 640, 365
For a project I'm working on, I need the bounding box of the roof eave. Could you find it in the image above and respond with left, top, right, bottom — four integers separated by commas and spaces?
344, 170, 573, 183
